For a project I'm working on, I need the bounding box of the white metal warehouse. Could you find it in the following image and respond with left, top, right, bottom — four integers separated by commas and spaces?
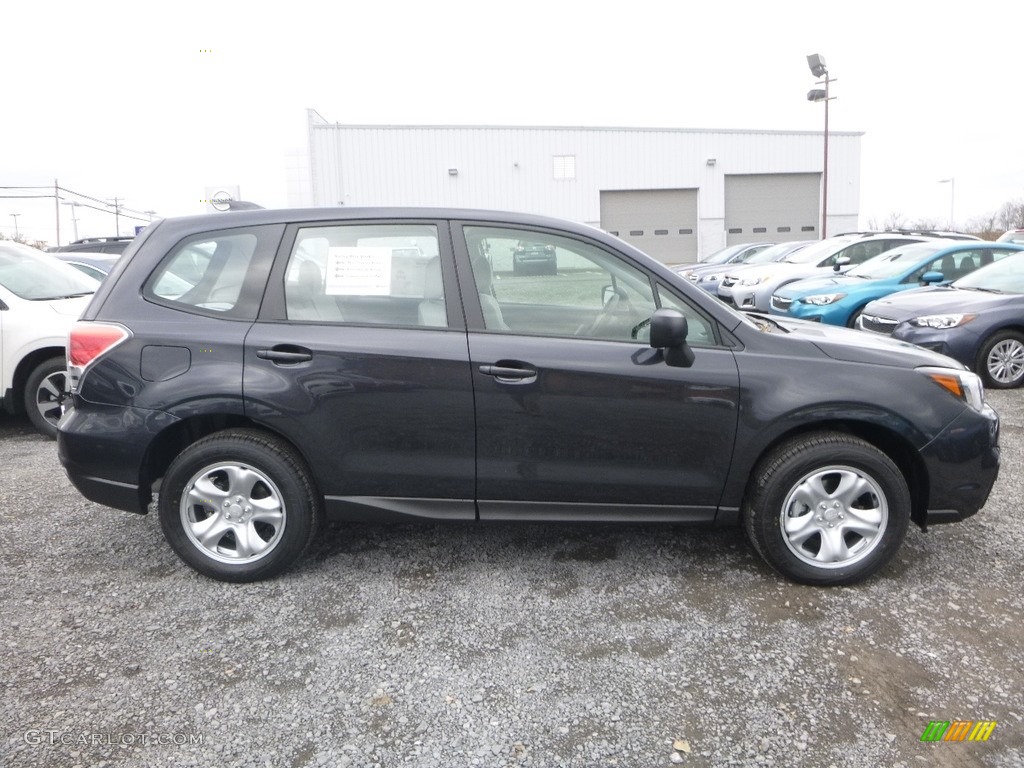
293, 109, 863, 264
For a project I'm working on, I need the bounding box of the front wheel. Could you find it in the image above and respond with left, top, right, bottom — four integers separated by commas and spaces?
158, 429, 322, 582
24, 355, 71, 439
976, 330, 1024, 389
743, 432, 910, 585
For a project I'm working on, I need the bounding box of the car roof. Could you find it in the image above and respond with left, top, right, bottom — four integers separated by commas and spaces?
141, 207, 634, 248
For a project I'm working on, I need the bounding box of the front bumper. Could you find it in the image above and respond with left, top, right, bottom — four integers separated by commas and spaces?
917, 402, 1000, 527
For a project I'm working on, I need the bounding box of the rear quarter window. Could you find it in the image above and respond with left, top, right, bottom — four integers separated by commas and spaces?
144, 226, 280, 319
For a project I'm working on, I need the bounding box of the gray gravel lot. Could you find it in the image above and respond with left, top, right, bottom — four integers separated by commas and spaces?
2, 393, 1023, 768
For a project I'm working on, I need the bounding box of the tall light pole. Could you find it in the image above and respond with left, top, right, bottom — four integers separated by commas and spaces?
61, 200, 81, 241
10, 213, 20, 239
938, 178, 955, 231
807, 54, 836, 238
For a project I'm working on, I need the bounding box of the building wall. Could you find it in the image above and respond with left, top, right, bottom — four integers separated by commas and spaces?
300, 111, 862, 261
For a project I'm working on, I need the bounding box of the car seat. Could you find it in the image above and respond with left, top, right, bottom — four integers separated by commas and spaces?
417, 257, 447, 327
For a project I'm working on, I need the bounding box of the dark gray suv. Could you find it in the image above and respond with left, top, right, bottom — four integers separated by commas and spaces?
58, 207, 1000, 585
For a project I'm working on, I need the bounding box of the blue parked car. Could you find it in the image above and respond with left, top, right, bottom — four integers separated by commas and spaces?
768, 241, 1024, 327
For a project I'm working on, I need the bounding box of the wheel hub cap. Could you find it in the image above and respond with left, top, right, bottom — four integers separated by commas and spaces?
781, 465, 888, 569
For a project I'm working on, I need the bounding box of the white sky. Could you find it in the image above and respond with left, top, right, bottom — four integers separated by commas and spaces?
2, 0, 1022, 245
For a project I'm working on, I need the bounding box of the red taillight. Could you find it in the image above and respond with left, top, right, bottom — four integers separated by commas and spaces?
68, 322, 131, 368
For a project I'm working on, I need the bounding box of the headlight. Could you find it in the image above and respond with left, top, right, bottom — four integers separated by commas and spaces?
909, 313, 977, 329
802, 293, 847, 305
698, 272, 725, 283
738, 274, 770, 286
918, 366, 985, 412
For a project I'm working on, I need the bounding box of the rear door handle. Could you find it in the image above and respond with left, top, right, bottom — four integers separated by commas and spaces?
479, 364, 537, 382
256, 346, 313, 364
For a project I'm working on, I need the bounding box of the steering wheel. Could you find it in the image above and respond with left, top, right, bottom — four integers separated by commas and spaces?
575, 290, 628, 337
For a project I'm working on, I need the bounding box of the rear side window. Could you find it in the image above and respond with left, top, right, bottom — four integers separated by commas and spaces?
144, 227, 278, 319
283, 224, 443, 327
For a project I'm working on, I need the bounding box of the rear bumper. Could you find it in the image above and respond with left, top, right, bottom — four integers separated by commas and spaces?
918, 403, 1000, 527
57, 401, 176, 514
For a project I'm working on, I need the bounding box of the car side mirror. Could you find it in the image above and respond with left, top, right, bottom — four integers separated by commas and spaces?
649, 308, 695, 368
833, 256, 851, 272
920, 270, 944, 284
602, 285, 616, 305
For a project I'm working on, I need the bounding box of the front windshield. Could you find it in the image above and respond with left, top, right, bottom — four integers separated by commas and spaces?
847, 242, 945, 280
954, 252, 1024, 293
702, 244, 746, 265
782, 236, 856, 265
0, 243, 99, 299
744, 241, 809, 265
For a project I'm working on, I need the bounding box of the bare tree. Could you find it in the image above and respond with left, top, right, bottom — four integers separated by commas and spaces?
996, 200, 1024, 230
965, 213, 1000, 241
910, 217, 942, 230
882, 211, 907, 230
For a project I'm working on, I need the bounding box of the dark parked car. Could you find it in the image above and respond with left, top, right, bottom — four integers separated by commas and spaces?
859, 250, 1024, 388
512, 240, 558, 275
53, 253, 120, 282
50, 236, 134, 255
58, 207, 999, 586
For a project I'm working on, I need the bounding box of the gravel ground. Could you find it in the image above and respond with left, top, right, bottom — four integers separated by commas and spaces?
2, 393, 1023, 768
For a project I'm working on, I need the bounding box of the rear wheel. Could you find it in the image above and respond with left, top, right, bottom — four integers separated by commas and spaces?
24, 355, 70, 439
744, 432, 910, 585
158, 429, 322, 582
976, 330, 1024, 389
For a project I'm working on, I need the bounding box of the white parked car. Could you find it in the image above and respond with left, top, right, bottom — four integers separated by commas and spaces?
718, 234, 933, 311
0, 242, 99, 437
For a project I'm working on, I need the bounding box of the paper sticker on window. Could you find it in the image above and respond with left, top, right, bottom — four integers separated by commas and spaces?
326, 247, 392, 296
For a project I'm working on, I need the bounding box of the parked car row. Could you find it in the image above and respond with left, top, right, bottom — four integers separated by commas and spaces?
699, 230, 1024, 389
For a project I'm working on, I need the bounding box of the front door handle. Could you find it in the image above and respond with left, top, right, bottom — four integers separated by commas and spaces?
256, 346, 313, 364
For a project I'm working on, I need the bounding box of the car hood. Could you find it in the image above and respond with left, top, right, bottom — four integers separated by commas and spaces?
775, 274, 865, 298
725, 263, 799, 279
768, 315, 966, 369
862, 287, 1021, 322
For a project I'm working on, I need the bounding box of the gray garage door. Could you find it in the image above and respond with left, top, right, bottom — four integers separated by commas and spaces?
724, 173, 820, 246
600, 189, 698, 265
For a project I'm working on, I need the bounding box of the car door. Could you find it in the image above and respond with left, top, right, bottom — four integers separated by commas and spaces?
453, 222, 741, 521
245, 219, 477, 520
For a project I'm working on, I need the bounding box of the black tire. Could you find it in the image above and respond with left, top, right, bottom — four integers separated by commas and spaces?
158, 429, 322, 582
743, 432, 910, 586
846, 308, 864, 329
24, 355, 70, 439
975, 330, 1024, 389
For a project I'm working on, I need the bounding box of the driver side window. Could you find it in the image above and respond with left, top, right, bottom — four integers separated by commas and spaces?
462, 227, 656, 342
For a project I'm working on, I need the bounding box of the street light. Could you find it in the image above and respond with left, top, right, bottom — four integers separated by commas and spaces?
10, 213, 20, 239
806, 54, 836, 238
61, 200, 81, 241
938, 178, 955, 231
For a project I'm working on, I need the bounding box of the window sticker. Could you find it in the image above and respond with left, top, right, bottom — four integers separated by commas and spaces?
326, 247, 392, 296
